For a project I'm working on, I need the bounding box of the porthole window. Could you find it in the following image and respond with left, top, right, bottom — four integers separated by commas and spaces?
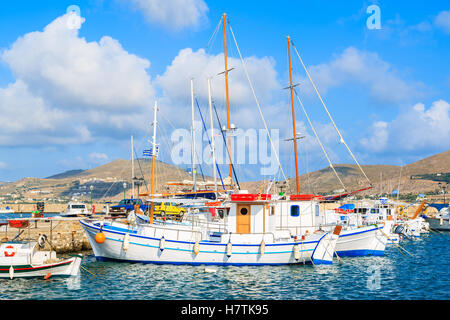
240, 207, 248, 215
291, 205, 300, 217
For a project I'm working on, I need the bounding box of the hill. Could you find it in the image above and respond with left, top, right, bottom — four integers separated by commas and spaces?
0, 150, 448, 203
46, 169, 86, 179
241, 150, 450, 197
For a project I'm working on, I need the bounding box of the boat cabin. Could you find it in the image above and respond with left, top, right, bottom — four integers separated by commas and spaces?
226, 193, 321, 238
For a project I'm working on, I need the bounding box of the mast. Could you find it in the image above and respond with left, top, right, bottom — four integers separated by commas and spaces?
131, 135, 135, 199
190, 79, 197, 192
223, 13, 233, 187
149, 101, 158, 224
208, 77, 218, 191
287, 36, 300, 194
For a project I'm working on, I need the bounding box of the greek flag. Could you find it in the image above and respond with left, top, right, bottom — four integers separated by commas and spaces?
143, 146, 159, 158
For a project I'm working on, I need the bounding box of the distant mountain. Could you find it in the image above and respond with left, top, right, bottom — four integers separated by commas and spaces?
46, 169, 86, 179
1, 151, 448, 201
0, 158, 197, 201
241, 150, 450, 196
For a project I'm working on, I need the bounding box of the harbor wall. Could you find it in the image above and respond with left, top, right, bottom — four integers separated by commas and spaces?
1, 219, 92, 254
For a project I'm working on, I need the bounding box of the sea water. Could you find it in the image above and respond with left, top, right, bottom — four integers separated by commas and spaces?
0, 233, 449, 300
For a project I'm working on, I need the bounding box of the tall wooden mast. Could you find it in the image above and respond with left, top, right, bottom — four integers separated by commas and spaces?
149, 101, 158, 224
223, 13, 233, 187
287, 36, 300, 194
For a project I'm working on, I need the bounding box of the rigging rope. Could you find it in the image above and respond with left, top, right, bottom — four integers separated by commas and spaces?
195, 98, 226, 190
211, 99, 240, 190
228, 22, 287, 181
290, 40, 372, 186
293, 89, 347, 191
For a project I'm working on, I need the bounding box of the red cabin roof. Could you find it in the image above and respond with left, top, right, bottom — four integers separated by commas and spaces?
289, 194, 325, 201
231, 194, 272, 202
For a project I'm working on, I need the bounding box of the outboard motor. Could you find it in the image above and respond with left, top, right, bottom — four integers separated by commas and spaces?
394, 225, 412, 240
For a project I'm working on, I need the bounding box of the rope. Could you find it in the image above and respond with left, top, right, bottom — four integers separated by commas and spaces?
195, 98, 226, 190
228, 22, 287, 181
293, 89, 347, 191
290, 40, 372, 186
211, 100, 240, 190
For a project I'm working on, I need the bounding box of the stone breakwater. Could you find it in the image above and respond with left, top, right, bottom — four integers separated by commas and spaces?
1, 219, 92, 254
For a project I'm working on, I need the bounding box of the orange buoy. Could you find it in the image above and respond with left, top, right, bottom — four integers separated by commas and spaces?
95, 232, 105, 244
44, 273, 52, 280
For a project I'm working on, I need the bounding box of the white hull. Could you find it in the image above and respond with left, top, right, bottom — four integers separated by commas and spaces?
321, 224, 389, 257
80, 219, 339, 265
0, 257, 81, 279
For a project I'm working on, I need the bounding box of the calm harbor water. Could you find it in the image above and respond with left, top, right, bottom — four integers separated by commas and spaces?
1, 233, 449, 300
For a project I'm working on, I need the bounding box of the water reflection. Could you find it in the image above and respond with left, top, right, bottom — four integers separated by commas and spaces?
0, 234, 449, 300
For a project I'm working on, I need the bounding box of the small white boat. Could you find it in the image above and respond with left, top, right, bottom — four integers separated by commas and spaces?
0, 241, 82, 279
60, 201, 91, 217
424, 207, 450, 231
319, 208, 393, 256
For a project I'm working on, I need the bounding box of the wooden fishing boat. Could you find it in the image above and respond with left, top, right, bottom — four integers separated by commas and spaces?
0, 241, 81, 279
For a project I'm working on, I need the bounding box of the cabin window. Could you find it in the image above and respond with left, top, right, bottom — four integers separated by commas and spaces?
387, 209, 391, 214
240, 207, 248, 215
315, 204, 320, 216
290, 205, 300, 217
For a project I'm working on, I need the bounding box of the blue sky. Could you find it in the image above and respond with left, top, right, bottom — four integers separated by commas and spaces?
0, 0, 449, 185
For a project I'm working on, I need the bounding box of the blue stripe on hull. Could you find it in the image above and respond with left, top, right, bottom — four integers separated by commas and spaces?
335, 249, 384, 257
94, 256, 324, 266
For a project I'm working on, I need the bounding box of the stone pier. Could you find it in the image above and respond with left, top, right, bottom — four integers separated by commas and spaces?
1, 219, 92, 254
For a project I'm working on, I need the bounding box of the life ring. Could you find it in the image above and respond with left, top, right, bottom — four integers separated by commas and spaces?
4, 245, 16, 257
38, 234, 47, 248
396, 205, 405, 215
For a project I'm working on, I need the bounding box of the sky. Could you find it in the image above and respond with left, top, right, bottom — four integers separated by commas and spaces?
0, 0, 449, 185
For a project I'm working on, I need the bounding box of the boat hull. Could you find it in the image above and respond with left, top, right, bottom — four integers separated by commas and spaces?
424, 217, 450, 231
0, 257, 81, 279
335, 224, 388, 257
80, 219, 338, 266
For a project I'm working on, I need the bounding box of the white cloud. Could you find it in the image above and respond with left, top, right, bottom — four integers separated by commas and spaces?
0, 13, 155, 146
88, 152, 109, 164
155, 48, 279, 129
434, 10, 450, 33
298, 46, 424, 104
360, 99, 450, 153
2, 14, 153, 111
127, 0, 209, 31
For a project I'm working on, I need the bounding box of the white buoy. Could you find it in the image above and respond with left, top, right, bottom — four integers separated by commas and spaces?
160, 236, 165, 251
204, 267, 217, 273
123, 233, 130, 251
293, 244, 300, 261
9, 266, 14, 279
226, 242, 232, 257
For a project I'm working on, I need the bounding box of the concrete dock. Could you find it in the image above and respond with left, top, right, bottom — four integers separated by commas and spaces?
1, 217, 93, 254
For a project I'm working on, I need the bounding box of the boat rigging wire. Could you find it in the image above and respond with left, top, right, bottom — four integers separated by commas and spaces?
293, 88, 347, 192
228, 21, 287, 182
290, 39, 372, 186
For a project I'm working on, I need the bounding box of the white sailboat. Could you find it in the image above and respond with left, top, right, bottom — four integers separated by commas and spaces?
80, 14, 341, 266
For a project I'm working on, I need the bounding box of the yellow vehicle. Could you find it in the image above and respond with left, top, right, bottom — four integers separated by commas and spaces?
153, 202, 186, 221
